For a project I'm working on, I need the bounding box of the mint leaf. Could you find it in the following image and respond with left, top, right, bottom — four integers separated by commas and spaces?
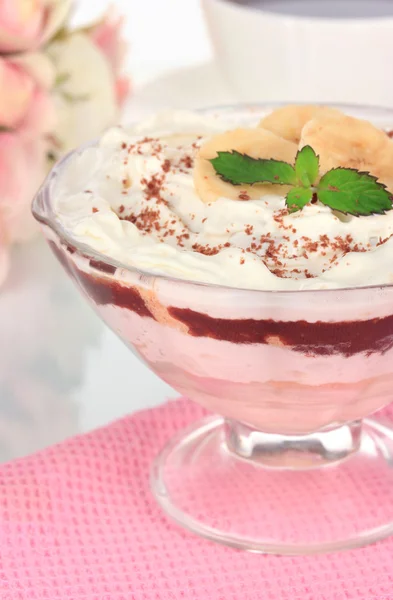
210, 151, 296, 185
286, 187, 313, 213
208, 145, 393, 218
317, 168, 392, 216
295, 145, 319, 187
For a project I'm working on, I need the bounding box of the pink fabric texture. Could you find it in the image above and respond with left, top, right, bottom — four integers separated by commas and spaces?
1, 398, 393, 600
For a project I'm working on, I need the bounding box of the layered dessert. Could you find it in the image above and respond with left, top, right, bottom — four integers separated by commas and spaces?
45, 105, 393, 434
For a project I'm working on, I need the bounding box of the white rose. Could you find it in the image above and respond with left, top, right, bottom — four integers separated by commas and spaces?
48, 32, 118, 153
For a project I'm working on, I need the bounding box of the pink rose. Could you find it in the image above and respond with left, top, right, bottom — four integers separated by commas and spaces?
90, 12, 130, 107
0, 51, 55, 283
0, 220, 10, 288
0, 52, 56, 135
0, 132, 46, 286
0, 0, 71, 53
0, 131, 48, 247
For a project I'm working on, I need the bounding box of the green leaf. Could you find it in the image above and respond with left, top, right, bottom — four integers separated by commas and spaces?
286, 187, 313, 213
210, 151, 296, 186
317, 168, 392, 216
61, 91, 90, 103
295, 145, 319, 187
55, 72, 71, 87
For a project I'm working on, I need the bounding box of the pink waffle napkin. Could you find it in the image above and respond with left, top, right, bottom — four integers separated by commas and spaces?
1, 398, 393, 600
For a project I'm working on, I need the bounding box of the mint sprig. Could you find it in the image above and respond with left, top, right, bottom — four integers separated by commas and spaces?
210, 151, 296, 185
286, 187, 313, 213
318, 168, 392, 216
209, 145, 392, 217
295, 145, 319, 187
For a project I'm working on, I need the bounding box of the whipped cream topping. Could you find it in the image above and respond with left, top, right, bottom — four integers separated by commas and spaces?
53, 110, 393, 291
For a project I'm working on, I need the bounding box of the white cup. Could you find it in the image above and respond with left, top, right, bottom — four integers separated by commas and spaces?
202, 0, 393, 106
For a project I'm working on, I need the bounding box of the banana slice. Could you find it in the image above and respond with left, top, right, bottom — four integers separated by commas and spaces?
259, 105, 343, 144
300, 114, 393, 191
194, 127, 297, 203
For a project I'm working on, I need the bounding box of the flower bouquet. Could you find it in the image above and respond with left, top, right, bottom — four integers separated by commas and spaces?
0, 0, 130, 284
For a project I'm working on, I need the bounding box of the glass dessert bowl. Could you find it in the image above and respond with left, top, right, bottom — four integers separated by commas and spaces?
32, 104, 393, 555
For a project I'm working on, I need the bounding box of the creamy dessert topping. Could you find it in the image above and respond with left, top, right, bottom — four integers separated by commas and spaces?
53, 105, 393, 290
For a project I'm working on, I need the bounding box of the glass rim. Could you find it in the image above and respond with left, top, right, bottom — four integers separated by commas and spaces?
32, 101, 393, 296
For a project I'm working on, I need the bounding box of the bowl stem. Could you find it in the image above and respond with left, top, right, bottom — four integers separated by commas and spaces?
224, 419, 363, 469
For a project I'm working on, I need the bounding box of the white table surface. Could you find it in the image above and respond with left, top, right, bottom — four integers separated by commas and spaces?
0, 1, 237, 463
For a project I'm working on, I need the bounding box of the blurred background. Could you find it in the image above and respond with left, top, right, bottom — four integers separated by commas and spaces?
76, 0, 213, 89
1, 0, 392, 462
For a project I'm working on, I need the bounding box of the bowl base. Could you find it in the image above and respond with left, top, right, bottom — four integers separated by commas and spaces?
151, 415, 393, 555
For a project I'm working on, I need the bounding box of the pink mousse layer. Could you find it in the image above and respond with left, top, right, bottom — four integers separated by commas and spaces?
96, 303, 393, 434
46, 236, 393, 436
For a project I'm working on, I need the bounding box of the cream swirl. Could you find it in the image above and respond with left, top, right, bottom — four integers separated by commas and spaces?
53, 109, 393, 291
